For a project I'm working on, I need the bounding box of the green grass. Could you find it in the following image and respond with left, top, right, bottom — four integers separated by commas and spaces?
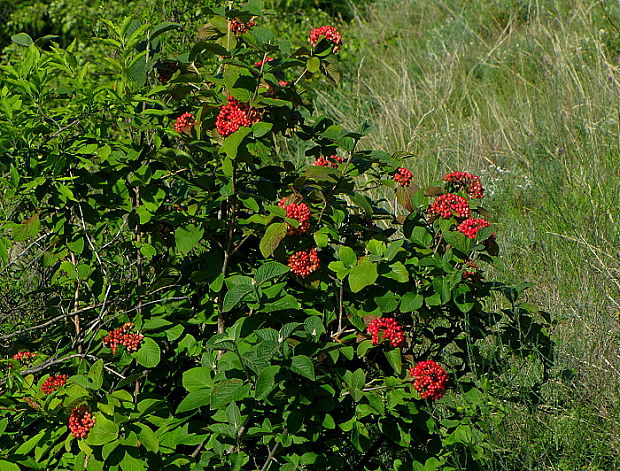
321, 0, 620, 468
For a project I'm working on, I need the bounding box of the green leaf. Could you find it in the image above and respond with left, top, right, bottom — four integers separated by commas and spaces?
366, 240, 386, 257
251, 26, 273, 45
252, 121, 273, 138
279, 322, 302, 341
86, 414, 119, 446
211, 379, 244, 409
343, 368, 366, 391
304, 316, 325, 337
357, 339, 373, 357
352, 193, 373, 217
127, 50, 148, 84
259, 222, 287, 257
150, 21, 181, 40
132, 337, 160, 368
307, 56, 321, 73
11, 33, 33, 47
88, 359, 104, 390
12, 214, 40, 242
339, 246, 357, 268
263, 294, 299, 312
410, 226, 433, 247
385, 349, 402, 375
313, 231, 329, 248
56, 183, 77, 201
255, 328, 279, 342
223, 283, 254, 312
348, 260, 378, 293
182, 367, 213, 392
0, 460, 20, 471
227, 402, 242, 429
290, 355, 315, 380
142, 186, 166, 213
120, 450, 147, 471
136, 423, 159, 452
400, 292, 423, 312
383, 261, 409, 283
175, 224, 204, 254
221, 126, 252, 159
255, 365, 279, 400
176, 390, 211, 413
15, 431, 44, 454
255, 261, 289, 286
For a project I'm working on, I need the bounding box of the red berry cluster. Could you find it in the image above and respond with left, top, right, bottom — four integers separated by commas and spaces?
174, 112, 195, 134
309, 26, 343, 52
288, 249, 320, 278
312, 155, 345, 168
255, 57, 274, 67
462, 261, 481, 281
40, 374, 67, 395
278, 198, 311, 234
427, 193, 471, 219
409, 360, 449, 400
457, 218, 491, 239
367, 317, 405, 347
216, 97, 260, 137
103, 322, 143, 355
12, 351, 36, 361
230, 18, 256, 33
393, 167, 413, 187
444, 171, 484, 198
68, 405, 96, 439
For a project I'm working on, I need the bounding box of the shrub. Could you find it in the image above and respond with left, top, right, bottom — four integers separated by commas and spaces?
0, 3, 552, 470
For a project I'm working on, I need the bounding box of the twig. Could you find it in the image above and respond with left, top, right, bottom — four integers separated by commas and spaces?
0, 353, 98, 388
0, 303, 103, 341
260, 442, 281, 471
50, 119, 80, 138
0, 232, 50, 274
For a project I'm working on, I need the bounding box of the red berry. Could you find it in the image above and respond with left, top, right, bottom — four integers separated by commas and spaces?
444, 171, 484, 198
278, 198, 311, 234
41, 374, 67, 395
309, 26, 343, 52
68, 405, 96, 439
230, 18, 256, 34
409, 360, 449, 400
216, 97, 261, 138
103, 322, 144, 355
174, 112, 195, 134
288, 249, 320, 278
393, 168, 413, 187
456, 218, 490, 239
428, 193, 471, 219
312, 155, 344, 168
366, 317, 405, 348
12, 351, 36, 362
462, 260, 481, 281
255, 57, 275, 67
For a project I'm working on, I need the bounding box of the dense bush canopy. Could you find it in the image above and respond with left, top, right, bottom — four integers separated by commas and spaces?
0, 2, 552, 470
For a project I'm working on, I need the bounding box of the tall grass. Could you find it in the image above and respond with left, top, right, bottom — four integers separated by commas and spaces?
319, 0, 620, 468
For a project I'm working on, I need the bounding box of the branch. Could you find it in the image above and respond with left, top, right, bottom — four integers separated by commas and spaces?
50, 119, 80, 138
260, 442, 281, 471
0, 303, 103, 341
0, 353, 98, 388
0, 232, 51, 275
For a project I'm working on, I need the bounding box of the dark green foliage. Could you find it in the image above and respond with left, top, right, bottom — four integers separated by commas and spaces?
0, 3, 552, 470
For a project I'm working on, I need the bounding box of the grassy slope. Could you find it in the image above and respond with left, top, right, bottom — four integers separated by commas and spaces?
322, 1, 620, 469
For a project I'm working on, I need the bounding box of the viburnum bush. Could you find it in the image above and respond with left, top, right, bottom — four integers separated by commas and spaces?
0, 2, 553, 470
